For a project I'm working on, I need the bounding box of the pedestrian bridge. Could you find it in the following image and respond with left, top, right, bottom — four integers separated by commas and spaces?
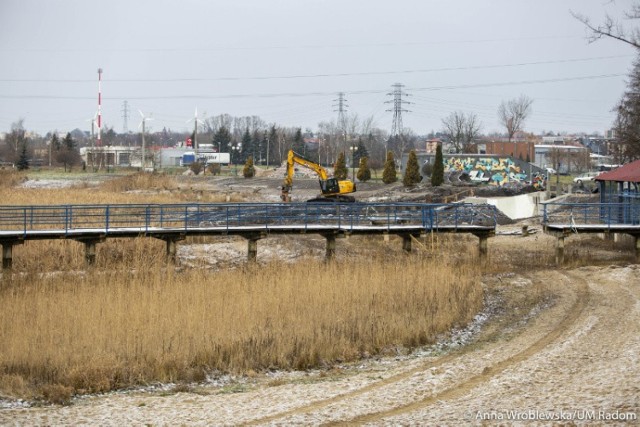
542, 201, 640, 264
0, 202, 497, 268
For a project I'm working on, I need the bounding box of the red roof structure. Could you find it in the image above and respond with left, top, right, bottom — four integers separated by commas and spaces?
595, 159, 640, 183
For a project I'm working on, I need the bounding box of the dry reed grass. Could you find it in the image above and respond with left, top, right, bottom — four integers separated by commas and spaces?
0, 170, 27, 189
0, 170, 246, 205
0, 254, 482, 401
0, 169, 586, 404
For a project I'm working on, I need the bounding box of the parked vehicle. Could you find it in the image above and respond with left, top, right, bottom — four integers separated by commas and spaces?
573, 172, 600, 184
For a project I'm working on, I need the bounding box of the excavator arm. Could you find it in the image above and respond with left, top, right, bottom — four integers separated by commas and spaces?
281, 150, 356, 202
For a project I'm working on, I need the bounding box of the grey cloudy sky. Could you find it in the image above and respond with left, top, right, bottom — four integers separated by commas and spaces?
0, 0, 637, 137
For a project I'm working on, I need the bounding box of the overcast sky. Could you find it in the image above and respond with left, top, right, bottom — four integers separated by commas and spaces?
0, 0, 637, 138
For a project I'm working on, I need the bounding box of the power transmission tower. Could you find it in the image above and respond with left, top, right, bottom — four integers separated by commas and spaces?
122, 100, 130, 133
333, 92, 348, 133
333, 92, 348, 154
385, 83, 411, 137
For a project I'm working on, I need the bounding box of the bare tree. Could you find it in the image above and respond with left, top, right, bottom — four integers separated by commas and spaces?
441, 111, 482, 153
441, 112, 465, 153
498, 95, 533, 143
463, 114, 482, 149
571, 2, 640, 49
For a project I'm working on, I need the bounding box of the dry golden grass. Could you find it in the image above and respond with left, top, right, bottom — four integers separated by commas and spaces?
0, 255, 481, 401
0, 170, 246, 205
0, 170, 28, 189
0, 169, 584, 404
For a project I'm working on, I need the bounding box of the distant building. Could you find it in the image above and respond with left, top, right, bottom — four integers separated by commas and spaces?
533, 145, 589, 174
424, 138, 442, 154
80, 146, 138, 168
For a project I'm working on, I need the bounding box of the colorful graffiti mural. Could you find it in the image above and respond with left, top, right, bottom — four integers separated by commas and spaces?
444, 157, 534, 187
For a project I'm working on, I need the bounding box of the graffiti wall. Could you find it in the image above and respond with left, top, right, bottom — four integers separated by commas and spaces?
444, 156, 530, 186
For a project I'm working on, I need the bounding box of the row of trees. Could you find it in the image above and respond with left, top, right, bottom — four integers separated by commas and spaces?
1, 119, 82, 171
440, 94, 534, 154
574, 1, 640, 162
328, 148, 442, 187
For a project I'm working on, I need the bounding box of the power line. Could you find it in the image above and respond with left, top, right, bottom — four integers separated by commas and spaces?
0, 73, 625, 101
0, 55, 631, 83
0, 34, 583, 54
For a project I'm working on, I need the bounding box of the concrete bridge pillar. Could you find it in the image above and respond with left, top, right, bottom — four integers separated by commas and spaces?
478, 235, 488, 259
402, 235, 412, 253
325, 234, 336, 260
635, 235, 640, 262
244, 233, 266, 263
1, 241, 21, 270
247, 238, 259, 262
555, 236, 565, 265
73, 238, 104, 266
84, 240, 98, 265
166, 239, 177, 263
153, 235, 185, 264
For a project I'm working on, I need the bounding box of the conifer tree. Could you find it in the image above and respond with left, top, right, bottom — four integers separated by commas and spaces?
356, 156, 371, 182
243, 156, 255, 178
50, 133, 61, 151
16, 142, 29, 171
334, 152, 348, 180
212, 126, 232, 154
292, 128, 305, 155
241, 128, 252, 163
354, 137, 368, 164
402, 150, 422, 186
382, 151, 397, 184
431, 144, 445, 186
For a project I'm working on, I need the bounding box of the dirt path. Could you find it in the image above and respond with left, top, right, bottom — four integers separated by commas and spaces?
2, 265, 638, 425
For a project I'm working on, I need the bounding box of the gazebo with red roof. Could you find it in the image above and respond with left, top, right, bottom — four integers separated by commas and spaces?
596, 159, 640, 224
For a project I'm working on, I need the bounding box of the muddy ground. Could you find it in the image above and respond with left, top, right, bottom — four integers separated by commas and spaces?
1, 175, 638, 426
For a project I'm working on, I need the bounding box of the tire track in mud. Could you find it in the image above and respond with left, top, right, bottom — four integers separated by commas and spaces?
335, 279, 591, 426
245, 276, 590, 426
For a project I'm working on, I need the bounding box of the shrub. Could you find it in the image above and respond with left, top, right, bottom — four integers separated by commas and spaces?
189, 162, 203, 175
334, 152, 348, 180
243, 156, 255, 178
402, 150, 422, 186
356, 157, 371, 182
431, 144, 444, 186
382, 151, 397, 184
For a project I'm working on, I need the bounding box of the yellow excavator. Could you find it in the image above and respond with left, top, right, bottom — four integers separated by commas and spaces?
281, 149, 356, 202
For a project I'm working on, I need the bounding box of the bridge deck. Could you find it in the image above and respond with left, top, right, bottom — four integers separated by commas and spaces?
0, 202, 497, 268
0, 224, 495, 241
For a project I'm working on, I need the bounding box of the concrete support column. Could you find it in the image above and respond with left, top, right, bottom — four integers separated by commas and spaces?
84, 240, 98, 265
166, 238, 178, 263
635, 235, 640, 262
402, 235, 412, 253
241, 233, 266, 263
478, 235, 488, 260
325, 234, 336, 260
2, 242, 14, 270
247, 238, 259, 262
555, 236, 565, 265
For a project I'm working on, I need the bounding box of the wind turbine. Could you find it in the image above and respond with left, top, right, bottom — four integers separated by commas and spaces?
139, 110, 154, 171
186, 107, 205, 157
85, 111, 98, 171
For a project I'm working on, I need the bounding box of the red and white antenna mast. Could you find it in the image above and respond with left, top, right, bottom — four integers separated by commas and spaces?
97, 68, 103, 146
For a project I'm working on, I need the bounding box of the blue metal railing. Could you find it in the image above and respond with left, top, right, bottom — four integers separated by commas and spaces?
543, 202, 640, 227
0, 202, 497, 235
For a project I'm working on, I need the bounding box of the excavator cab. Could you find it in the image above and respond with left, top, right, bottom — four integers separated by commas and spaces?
319, 178, 341, 195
